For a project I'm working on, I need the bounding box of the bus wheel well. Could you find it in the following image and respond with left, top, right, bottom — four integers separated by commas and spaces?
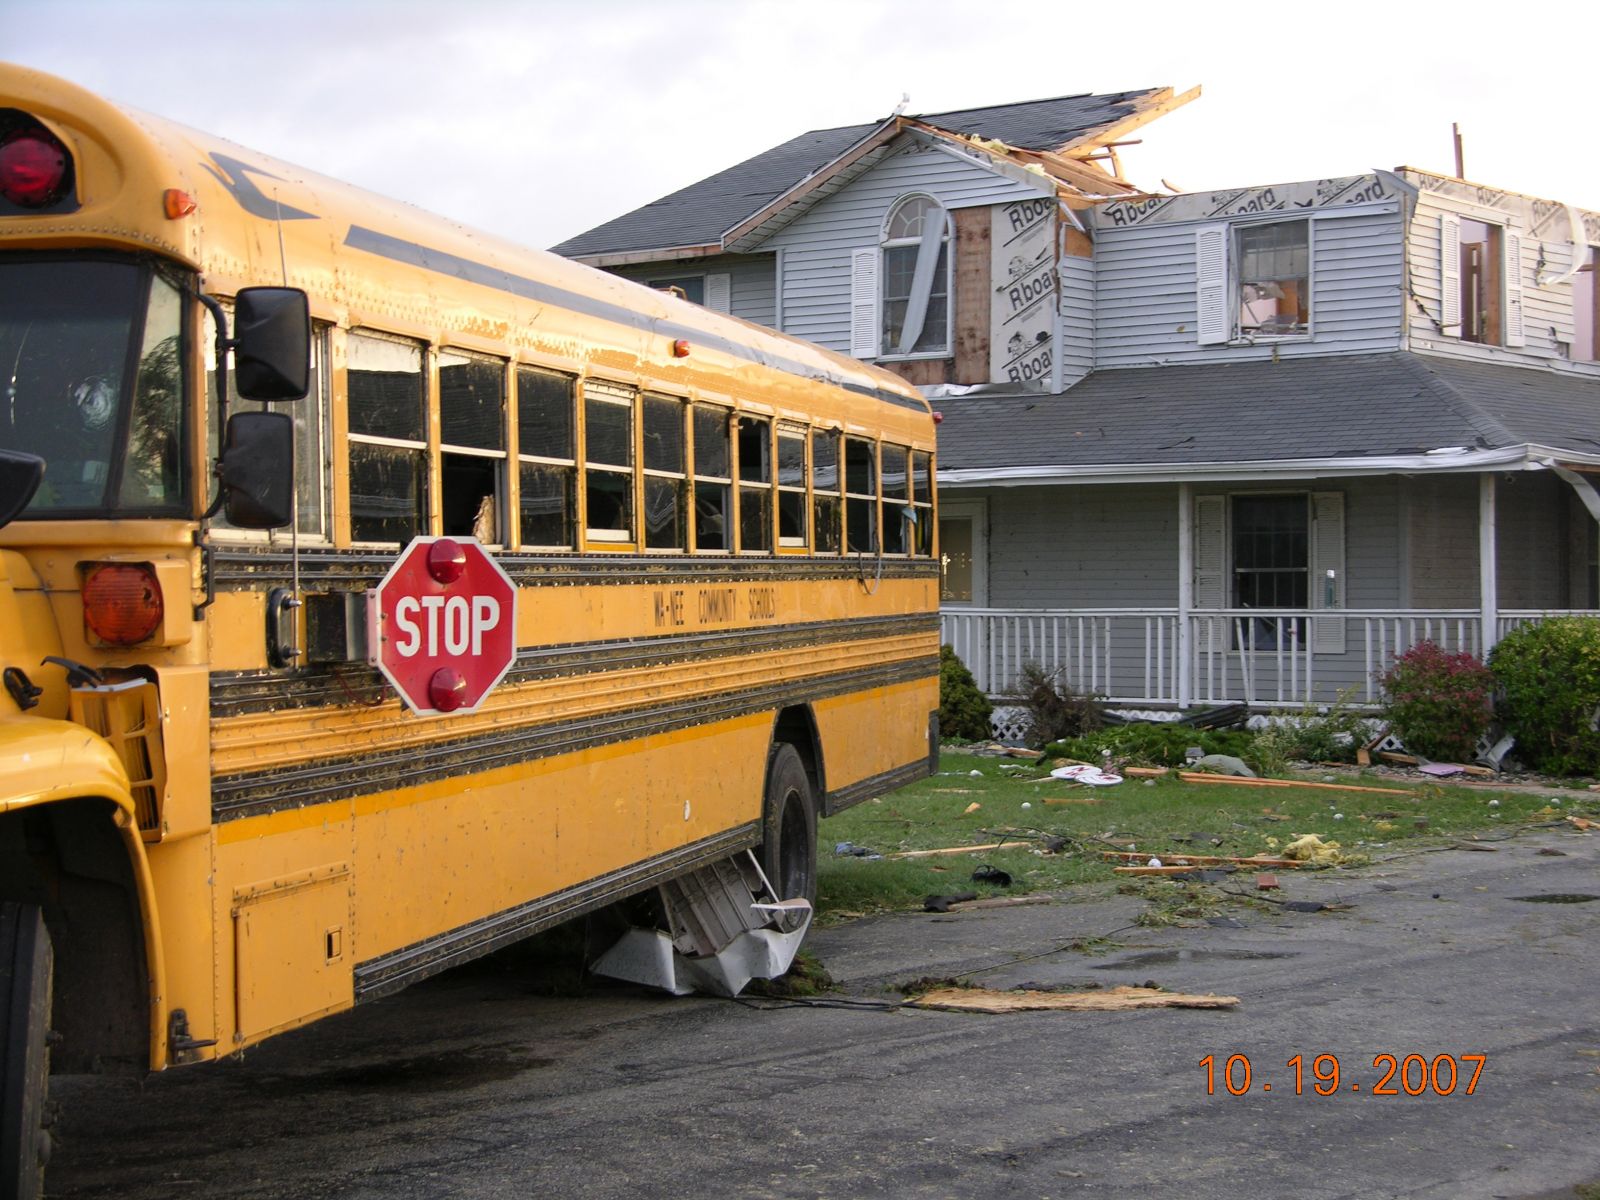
0, 800, 149, 1076
770, 705, 823, 807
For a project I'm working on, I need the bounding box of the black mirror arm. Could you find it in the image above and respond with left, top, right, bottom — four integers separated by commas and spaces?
195, 292, 235, 523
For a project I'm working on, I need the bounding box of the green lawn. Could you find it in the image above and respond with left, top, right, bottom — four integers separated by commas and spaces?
814, 750, 1591, 919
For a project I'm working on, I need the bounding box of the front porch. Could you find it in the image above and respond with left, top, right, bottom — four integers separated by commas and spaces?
940, 606, 1586, 710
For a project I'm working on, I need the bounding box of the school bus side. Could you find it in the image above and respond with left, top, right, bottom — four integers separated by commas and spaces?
0, 52, 938, 1115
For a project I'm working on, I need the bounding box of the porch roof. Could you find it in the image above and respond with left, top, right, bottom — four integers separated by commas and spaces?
935, 352, 1600, 486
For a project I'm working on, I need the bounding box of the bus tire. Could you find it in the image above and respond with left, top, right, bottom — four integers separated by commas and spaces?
761, 744, 817, 908
1, 902, 52, 1200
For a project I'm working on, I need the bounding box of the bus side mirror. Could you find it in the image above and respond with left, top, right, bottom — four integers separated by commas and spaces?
234, 287, 310, 401
218, 411, 294, 529
0, 449, 44, 531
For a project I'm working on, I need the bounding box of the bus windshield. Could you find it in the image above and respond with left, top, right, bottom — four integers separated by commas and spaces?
0, 256, 188, 516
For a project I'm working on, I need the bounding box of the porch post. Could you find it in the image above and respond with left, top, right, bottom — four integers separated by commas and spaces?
1178, 482, 1193, 709
1479, 473, 1498, 656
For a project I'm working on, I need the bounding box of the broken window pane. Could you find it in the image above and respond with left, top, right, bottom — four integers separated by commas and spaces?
644, 476, 685, 550
441, 453, 500, 541
586, 396, 632, 469
847, 496, 877, 553
695, 483, 730, 551
519, 462, 574, 548
518, 368, 574, 460
643, 396, 685, 473
736, 416, 770, 483
740, 486, 771, 552
1236, 221, 1309, 337
348, 333, 424, 441
439, 352, 504, 451
813, 494, 841, 554
845, 438, 875, 496
694, 405, 730, 478
777, 430, 805, 488
587, 470, 632, 537
350, 442, 424, 544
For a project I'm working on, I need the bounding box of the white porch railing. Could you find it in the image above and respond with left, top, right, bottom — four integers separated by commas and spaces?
941, 607, 1593, 709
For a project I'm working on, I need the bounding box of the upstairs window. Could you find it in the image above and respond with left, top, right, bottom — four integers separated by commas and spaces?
879, 195, 951, 357
1440, 214, 1525, 347
1196, 219, 1310, 344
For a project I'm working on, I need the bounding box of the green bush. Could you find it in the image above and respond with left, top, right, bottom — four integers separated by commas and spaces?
1377, 641, 1493, 763
1015, 662, 1102, 747
1047, 722, 1253, 768
938, 645, 993, 742
1490, 617, 1600, 776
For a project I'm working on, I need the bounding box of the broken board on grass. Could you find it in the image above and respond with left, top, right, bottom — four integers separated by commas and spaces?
909, 985, 1239, 1013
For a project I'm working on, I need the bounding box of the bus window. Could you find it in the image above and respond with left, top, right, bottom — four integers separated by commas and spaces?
844, 437, 877, 553
205, 300, 329, 538
911, 449, 934, 556
439, 350, 506, 543
881, 443, 909, 555
736, 415, 772, 553
811, 428, 840, 555
347, 332, 427, 544
776, 425, 807, 549
584, 380, 635, 544
516, 366, 575, 549
642, 394, 687, 551
692, 404, 731, 551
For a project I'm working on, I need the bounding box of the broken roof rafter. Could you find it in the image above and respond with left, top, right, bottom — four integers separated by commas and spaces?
1054, 85, 1201, 158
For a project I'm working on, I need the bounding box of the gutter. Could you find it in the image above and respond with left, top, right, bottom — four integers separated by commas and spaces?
937, 443, 1595, 488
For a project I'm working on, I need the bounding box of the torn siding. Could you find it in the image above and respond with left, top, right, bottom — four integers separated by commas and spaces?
1401, 171, 1600, 377
762, 139, 1047, 355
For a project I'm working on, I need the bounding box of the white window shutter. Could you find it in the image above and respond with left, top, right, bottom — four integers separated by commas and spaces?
1193, 495, 1226, 608
1502, 231, 1526, 346
1311, 491, 1346, 655
1439, 214, 1462, 334
1195, 226, 1229, 345
849, 248, 878, 359
704, 273, 731, 314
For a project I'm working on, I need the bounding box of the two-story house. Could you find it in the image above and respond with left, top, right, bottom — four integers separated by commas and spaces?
555, 93, 1600, 717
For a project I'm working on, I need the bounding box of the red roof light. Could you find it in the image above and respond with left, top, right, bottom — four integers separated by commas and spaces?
0, 128, 70, 209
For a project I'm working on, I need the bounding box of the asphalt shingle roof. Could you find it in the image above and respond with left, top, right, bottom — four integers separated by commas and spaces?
933, 353, 1600, 474
551, 90, 1161, 258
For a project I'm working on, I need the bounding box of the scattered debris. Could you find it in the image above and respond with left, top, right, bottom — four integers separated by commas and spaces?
834, 841, 881, 859
1256, 873, 1280, 890
908, 985, 1240, 1013
1050, 764, 1123, 786
1042, 795, 1103, 806
889, 842, 1007, 860
1122, 766, 1170, 778
1569, 816, 1597, 832
923, 892, 978, 913
1281, 834, 1348, 866
941, 894, 1057, 913
971, 865, 1013, 887
1193, 754, 1255, 777
1100, 850, 1303, 869
1419, 762, 1463, 777
1379, 751, 1421, 767
1537, 848, 1568, 856
1281, 900, 1329, 913
1179, 773, 1409, 796
1511, 893, 1599, 904
1451, 842, 1499, 853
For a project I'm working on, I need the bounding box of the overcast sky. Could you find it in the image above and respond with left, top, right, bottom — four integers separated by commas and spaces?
7, 0, 1595, 251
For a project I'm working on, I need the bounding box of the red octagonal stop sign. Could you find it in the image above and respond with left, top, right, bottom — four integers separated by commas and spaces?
367, 536, 517, 716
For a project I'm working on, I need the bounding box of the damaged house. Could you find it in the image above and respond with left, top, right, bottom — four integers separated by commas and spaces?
555, 91, 1600, 714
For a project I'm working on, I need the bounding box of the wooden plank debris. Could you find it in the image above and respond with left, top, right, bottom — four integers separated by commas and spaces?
1178, 773, 1409, 796
1100, 850, 1303, 868
888, 843, 1006, 859
909, 984, 1238, 1013
1122, 766, 1170, 778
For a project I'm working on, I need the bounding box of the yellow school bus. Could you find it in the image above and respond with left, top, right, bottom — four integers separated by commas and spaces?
0, 62, 938, 1196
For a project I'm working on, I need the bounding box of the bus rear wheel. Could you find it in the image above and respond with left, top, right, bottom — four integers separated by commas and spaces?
1, 901, 52, 1200
761, 744, 817, 908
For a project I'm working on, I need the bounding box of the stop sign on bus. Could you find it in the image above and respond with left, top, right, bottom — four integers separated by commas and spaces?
368, 536, 517, 716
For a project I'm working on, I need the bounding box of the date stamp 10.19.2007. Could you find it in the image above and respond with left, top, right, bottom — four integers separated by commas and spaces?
1200, 1053, 1486, 1097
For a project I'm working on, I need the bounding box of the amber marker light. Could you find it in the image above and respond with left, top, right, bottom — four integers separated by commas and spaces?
671, 339, 691, 358
82, 563, 164, 646
163, 188, 197, 219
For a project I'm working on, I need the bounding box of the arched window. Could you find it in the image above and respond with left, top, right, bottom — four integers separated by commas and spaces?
880, 195, 951, 356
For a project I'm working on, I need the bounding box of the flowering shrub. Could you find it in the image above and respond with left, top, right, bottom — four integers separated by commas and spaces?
1378, 641, 1493, 763
1489, 617, 1600, 776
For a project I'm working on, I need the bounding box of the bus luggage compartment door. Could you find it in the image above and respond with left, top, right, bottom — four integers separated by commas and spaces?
231, 863, 352, 1044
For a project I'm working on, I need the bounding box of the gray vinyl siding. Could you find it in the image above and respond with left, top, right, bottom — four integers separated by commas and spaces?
1406, 188, 1600, 381
609, 254, 776, 329
1405, 476, 1479, 608
1092, 206, 1405, 368
1058, 251, 1095, 387
761, 140, 1048, 353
